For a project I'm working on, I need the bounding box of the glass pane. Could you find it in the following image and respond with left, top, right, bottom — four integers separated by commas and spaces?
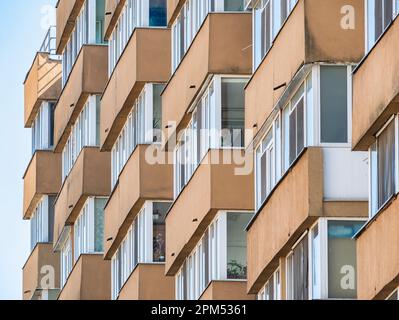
327, 220, 365, 299
96, 0, 106, 44
377, 120, 395, 208
224, 0, 244, 11
152, 84, 165, 142
320, 66, 348, 143
226, 213, 252, 280
370, 142, 378, 216
94, 198, 106, 252
149, 0, 167, 26
292, 234, 308, 300
153, 202, 171, 262
221, 79, 246, 147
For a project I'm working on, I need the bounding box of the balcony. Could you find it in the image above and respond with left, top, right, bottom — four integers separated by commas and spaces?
357, 199, 399, 300
200, 281, 254, 301
54, 45, 108, 152
162, 12, 252, 148
58, 254, 111, 300
54, 147, 110, 244
104, 0, 123, 40
24, 52, 61, 127
352, 17, 399, 151
166, 0, 183, 26
23, 151, 62, 219
117, 264, 174, 300
245, 0, 365, 146
101, 28, 171, 150
56, 0, 85, 54
165, 149, 254, 275
104, 145, 173, 258
22, 243, 60, 300
247, 147, 368, 293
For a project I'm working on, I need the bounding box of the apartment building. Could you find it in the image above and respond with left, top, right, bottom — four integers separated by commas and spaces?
51, 0, 111, 300
22, 27, 62, 301
353, 1, 399, 300
245, 0, 370, 300
100, 0, 175, 300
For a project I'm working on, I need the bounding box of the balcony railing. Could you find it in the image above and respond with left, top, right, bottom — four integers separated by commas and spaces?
39, 26, 60, 60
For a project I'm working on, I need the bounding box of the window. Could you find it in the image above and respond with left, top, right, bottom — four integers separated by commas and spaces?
62, 0, 106, 87
387, 288, 399, 300
176, 212, 252, 300
30, 196, 55, 250
108, 0, 167, 74
111, 84, 165, 187
62, 95, 100, 182
253, 0, 298, 70
286, 219, 366, 300
174, 76, 247, 198
31, 102, 55, 154
258, 269, 281, 300
60, 233, 73, 288
73, 197, 106, 262
319, 66, 348, 144
172, 0, 246, 72
366, 0, 398, 52
255, 65, 351, 211
111, 201, 172, 299
370, 118, 396, 217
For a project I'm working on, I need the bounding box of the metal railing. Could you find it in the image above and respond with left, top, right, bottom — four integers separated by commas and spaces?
39, 26, 60, 59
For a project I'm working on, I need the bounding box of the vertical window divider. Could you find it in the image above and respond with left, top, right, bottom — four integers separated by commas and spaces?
218, 211, 227, 280
395, 116, 399, 193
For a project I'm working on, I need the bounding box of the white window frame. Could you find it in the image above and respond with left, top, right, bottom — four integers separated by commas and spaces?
60, 231, 73, 288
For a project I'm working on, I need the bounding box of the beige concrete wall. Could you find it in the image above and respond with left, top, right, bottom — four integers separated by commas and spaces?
24, 53, 62, 127
357, 199, 399, 300
101, 28, 171, 150
104, 145, 173, 259
104, 0, 124, 40
200, 281, 255, 301
23, 151, 62, 219
166, 0, 184, 26
245, 0, 364, 146
58, 254, 111, 300
118, 264, 175, 300
22, 243, 60, 300
352, 17, 399, 151
165, 149, 254, 276
54, 45, 108, 152
56, 0, 85, 54
54, 147, 111, 245
162, 13, 252, 149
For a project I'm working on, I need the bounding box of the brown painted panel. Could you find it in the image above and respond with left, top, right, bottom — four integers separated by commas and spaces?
118, 264, 175, 300
162, 13, 252, 149
23, 151, 62, 220
245, 0, 364, 145
22, 243, 60, 300
352, 18, 399, 151
56, 0, 85, 54
166, 0, 184, 26
54, 147, 111, 245
165, 149, 254, 276
58, 254, 111, 300
200, 281, 255, 300
247, 148, 323, 294
104, 145, 173, 259
101, 28, 171, 150
104, 0, 125, 40
24, 53, 62, 127
54, 45, 108, 152
357, 200, 399, 300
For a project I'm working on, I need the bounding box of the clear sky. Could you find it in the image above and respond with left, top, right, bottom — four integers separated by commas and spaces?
0, 0, 56, 300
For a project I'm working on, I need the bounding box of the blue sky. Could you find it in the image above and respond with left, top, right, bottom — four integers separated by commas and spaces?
0, 0, 56, 300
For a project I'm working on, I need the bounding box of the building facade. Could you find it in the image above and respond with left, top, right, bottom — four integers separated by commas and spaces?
21, 0, 398, 300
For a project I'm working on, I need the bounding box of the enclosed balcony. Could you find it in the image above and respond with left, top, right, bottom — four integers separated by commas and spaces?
200, 281, 254, 300
24, 52, 61, 128
22, 243, 60, 300
352, 16, 399, 151
54, 45, 108, 152
104, 145, 173, 258
162, 12, 252, 148
23, 151, 61, 219
245, 0, 365, 146
165, 149, 254, 275
53, 147, 110, 245
100, 28, 170, 150
58, 254, 111, 300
